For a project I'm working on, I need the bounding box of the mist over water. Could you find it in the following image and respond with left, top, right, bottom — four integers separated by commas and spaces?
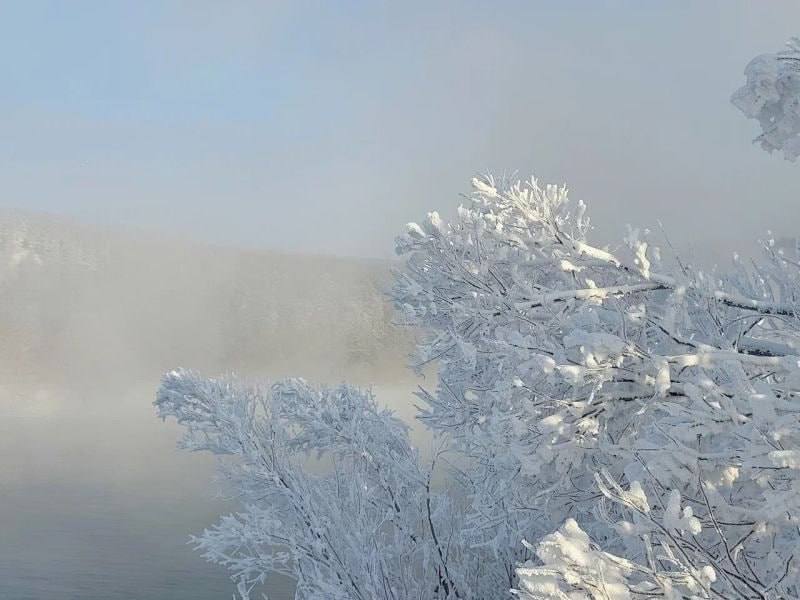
0, 212, 417, 599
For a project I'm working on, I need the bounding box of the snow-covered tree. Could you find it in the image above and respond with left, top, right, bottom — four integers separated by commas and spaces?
157, 176, 800, 599
732, 37, 800, 160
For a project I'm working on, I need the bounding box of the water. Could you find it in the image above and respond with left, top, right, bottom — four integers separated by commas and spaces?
0, 380, 266, 599
0, 378, 419, 599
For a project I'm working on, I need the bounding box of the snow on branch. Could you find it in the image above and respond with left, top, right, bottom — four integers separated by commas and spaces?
394, 175, 800, 599
159, 175, 800, 599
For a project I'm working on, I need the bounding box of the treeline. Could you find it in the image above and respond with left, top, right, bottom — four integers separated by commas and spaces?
0, 211, 410, 385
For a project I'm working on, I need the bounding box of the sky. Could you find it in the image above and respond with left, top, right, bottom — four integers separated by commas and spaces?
1, 1, 799, 259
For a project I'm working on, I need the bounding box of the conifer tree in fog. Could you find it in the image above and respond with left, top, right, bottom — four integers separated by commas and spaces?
157, 174, 800, 599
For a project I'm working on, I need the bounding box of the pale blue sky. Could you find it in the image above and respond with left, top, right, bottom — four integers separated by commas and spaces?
1, 1, 799, 258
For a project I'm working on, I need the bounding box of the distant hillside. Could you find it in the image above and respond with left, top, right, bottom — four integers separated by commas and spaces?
0, 210, 412, 385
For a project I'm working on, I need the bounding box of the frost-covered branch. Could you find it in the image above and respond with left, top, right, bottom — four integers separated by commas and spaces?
393, 176, 800, 599
732, 37, 800, 160
158, 174, 800, 599
156, 370, 472, 599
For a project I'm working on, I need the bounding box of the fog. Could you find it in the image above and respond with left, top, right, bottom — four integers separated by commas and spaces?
2, 2, 800, 261
0, 212, 417, 599
3, 3, 800, 598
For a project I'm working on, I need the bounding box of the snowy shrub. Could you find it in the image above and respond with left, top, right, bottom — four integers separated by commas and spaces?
158, 176, 800, 599
732, 37, 800, 160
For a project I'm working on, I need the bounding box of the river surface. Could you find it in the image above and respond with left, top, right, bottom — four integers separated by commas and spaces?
0, 377, 420, 599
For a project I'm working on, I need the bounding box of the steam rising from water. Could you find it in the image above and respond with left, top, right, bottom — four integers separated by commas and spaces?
0, 211, 415, 599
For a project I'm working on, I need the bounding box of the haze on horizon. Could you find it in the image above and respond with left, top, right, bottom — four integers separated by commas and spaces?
2, 1, 800, 261
0, 206, 413, 600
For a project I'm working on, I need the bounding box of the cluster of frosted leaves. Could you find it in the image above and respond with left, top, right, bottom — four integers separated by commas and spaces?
732, 37, 800, 160
514, 513, 715, 600
394, 176, 800, 598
